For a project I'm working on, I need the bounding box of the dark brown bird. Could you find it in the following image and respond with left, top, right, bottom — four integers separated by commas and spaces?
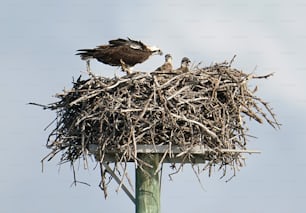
76, 38, 163, 74
155, 54, 173, 72
175, 57, 191, 73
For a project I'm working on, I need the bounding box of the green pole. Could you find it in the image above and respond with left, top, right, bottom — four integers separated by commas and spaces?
135, 154, 161, 213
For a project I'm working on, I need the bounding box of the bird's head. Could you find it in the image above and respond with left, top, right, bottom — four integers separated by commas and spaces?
148, 45, 163, 55
165, 54, 173, 63
181, 57, 191, 68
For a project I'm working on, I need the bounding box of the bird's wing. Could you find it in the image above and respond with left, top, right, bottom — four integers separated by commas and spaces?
108, 38, 129, 46
127, 38, 147, 51
108, 38, 146, 51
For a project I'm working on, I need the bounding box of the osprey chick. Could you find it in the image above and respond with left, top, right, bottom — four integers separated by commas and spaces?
155, 54, 173, 72
175, 57, 191, 73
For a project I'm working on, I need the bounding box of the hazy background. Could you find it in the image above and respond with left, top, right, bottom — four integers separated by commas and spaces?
1, 0, 305, 212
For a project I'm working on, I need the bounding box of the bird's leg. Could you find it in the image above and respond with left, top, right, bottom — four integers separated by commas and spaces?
120, 59, 132, 75
86, 60, 95, 77
114, 68, 118, 79
86, 60, 91, 73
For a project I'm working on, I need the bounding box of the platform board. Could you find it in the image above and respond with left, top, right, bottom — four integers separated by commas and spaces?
88, 144, 260, 163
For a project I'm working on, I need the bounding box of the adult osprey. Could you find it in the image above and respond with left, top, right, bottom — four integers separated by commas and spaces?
175, 57, 191, 73
76, 38, 163, 74
155, 54, 173, 72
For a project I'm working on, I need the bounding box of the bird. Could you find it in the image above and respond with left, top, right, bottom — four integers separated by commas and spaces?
174, 57, 191, 73
155, 54, 173, 72
76, 38, 163, 75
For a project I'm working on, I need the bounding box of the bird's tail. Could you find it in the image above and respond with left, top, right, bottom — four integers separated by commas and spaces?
76, 49, 95, 60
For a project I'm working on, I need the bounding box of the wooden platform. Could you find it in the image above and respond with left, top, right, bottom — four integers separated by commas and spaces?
88, 144, 260, 163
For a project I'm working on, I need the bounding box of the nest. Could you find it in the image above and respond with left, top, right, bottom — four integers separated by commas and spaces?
34, 58, 279, 194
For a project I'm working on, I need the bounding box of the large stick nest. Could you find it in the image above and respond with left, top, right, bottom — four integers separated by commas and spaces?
36, 59, 279, 190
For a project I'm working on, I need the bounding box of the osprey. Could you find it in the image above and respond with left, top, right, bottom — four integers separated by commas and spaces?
155, 54, 173, 72
175, 57, 191, 73
76, 38, 163, 74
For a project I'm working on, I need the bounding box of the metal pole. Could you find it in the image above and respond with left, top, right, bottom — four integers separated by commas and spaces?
135, 154, 161, 213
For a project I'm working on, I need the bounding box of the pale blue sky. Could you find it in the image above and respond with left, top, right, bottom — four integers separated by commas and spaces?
1, 0, 306, 212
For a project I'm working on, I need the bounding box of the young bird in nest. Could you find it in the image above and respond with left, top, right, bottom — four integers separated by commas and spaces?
175, 57, 191, 73
154, 54, 173, 73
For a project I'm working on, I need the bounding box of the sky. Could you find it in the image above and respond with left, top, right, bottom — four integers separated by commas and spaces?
1, 0, 306, 212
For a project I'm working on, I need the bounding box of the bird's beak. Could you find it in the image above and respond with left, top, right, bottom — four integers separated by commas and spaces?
148, 45, 163, 55
157, 49, 163, 55
187, 59, 191, 65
